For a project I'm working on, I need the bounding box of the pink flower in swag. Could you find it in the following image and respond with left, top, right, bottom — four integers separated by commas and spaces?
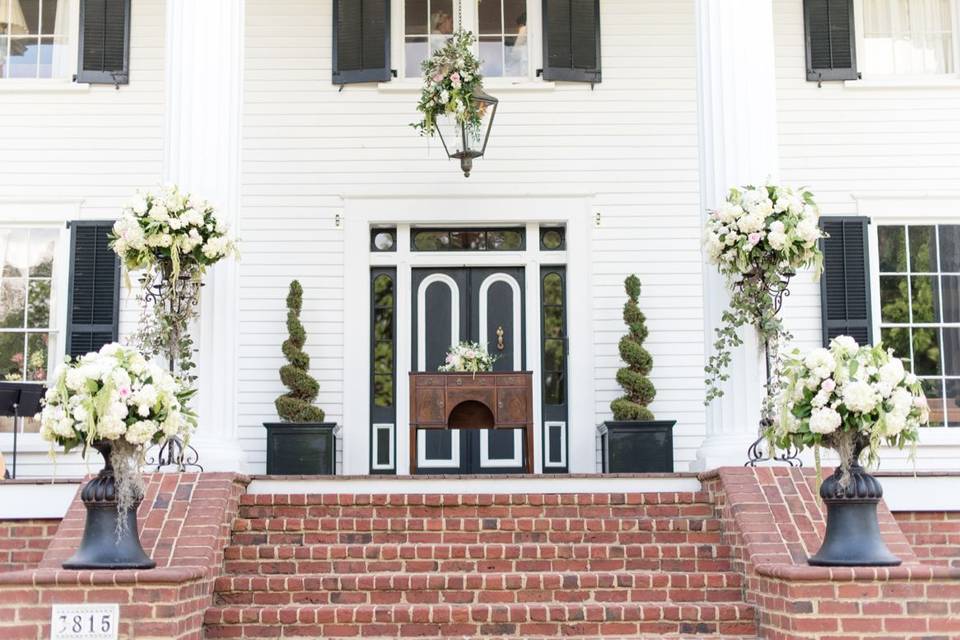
450, 72, 462, 88
118, 385, 132, 399
821, 379, 836, 392
433, 73, 444, 83
747, 232, 762, 247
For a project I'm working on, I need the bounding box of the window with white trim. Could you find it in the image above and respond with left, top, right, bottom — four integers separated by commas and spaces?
0, 0, 73, 79
0, 227, 60, 434
877, 224, 960, 427
401, 0, 531, 79
860, 0, 958, 76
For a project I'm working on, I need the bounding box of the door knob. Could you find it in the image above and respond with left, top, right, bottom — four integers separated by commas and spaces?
496, 326, 505, 351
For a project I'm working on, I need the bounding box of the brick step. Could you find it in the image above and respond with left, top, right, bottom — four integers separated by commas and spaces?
229, 525, 725, 549
202, 602, 758, 638
213, 570, 745, 606
232, 515, 720, 535
223, 542, 734, 575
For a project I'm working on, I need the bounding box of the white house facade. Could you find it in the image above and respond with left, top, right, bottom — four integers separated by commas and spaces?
1, 0, 959, 478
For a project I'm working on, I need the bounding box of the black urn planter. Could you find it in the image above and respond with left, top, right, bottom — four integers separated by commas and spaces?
263, 422, 337, 475
808, 441, 901, 567
63, 440, 155, 570
599, 420, 676, 473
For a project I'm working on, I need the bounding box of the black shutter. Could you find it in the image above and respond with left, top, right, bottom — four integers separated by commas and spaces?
333, 0, 391, 85
66, 222, 120, 360
541, 0, 601, 84
820, 217, 873, 347
804, 0, 858, 82
77, 0, 131, 85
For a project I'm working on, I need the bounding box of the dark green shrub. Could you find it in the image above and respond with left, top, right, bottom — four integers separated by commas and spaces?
275, 280, 325, 422
610, 275, 656, 421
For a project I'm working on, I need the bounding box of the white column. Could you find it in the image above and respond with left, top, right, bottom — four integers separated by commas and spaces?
163, 0, 247, 471
692, 0, 780, 471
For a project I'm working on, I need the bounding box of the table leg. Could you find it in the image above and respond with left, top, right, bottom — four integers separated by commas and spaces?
410, 426, 417, 475
525, 425, 534, 474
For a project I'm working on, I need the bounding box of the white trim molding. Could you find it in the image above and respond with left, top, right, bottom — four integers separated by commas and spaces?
371, 423, 395, 471
418, 430, 461, 468
479, 430, 524, 468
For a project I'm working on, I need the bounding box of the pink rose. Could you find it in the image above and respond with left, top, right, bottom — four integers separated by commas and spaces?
821, 379, 836, 392
433, 73, 444, 83
450, 72, 462, 88
748, 232, 762, 246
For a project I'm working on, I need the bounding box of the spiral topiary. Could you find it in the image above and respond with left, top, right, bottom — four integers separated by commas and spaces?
610, 275, 656, 421
275, 280, 325, 423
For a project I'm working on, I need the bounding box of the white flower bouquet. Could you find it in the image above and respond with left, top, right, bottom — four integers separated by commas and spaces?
412, 31, 487, 139
769, 336, 928, 475
438, 341, 497, 374
41, 343, 197, 516
110, 184, 238, 279
704, 183, 827, 404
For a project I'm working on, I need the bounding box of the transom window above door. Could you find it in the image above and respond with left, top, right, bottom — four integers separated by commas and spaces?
860, 0, 958, 76
402, 0, 530, 78
411, 227, 525, 251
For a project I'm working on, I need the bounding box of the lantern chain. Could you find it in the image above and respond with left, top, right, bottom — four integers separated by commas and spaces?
457, 0, 463, 31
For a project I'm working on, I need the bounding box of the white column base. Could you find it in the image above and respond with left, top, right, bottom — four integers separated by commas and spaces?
689, 433, 756, 471
188, 435, 247, 473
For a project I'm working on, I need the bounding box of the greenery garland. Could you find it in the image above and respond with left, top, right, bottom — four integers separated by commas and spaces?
610, 275, 656, 421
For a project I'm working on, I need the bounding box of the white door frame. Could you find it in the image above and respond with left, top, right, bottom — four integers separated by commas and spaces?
341, 194, 595, 475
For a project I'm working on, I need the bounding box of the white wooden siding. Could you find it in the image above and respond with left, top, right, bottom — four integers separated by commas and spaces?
774, 0, 960, 469
240, 0, 705, 471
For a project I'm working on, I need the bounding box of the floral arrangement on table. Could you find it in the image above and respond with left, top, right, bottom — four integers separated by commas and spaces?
438, 341, 497, 374
412, 30, 487, 140
110, 185, 238, 383
40, 343, 196, 521
703, 183, 826, 404
768, 336, 927, 480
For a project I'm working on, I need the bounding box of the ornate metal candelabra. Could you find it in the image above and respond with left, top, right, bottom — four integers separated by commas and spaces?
138, 267, 203, 472
742, 267, 803, 467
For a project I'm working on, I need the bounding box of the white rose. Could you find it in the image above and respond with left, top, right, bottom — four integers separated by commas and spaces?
809, 407, 842, 434
65, 368, 87, 391
842, 380, 881, 414
797, 217, 821, 246
831, 336, 859, 355
804, 348, 836, 379
718, 202, 743, 224
737, 213, 765, 234
879, 358, 905, 389
439, 90, 450, 104
130, 196, 148, 215
812, 388, 831, 408
767, 220, 788, 250
884, 410, 908, 437
97, 415, 126, 440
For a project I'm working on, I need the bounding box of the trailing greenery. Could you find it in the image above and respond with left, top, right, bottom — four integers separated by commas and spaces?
610, 275, 656, 421
275, 280, 325, 423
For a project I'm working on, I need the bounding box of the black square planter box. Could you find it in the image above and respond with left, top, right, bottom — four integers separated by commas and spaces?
263, 423, 337, 475
599, 420, 675, 473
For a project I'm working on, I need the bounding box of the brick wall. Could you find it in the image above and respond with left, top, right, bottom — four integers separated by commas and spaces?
0, 473, 248, 640
702, 467, 960, 640
0, 520, 59, 573
894, 511, 960, 569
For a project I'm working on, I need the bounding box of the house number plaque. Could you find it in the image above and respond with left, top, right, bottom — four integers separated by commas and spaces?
51, 604, 119, 640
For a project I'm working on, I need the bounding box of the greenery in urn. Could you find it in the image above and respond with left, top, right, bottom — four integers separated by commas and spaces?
610, 275, 656, 421
275, 280, 325, 423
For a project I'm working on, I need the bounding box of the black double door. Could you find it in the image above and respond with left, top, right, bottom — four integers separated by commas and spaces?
412, 267, 526, 474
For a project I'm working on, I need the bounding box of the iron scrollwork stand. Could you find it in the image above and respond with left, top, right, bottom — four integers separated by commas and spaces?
743, 268, 803, 467
139, 271, 203, 473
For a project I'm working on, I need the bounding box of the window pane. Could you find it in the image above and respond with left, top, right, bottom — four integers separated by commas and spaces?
882, 327, 912, 370
374, 308, 393, 340
544, 372, 565, 405
487, 230, 523, 250
36, 35, 54, 77
373, 275, 394, 308
374, 341, 393, 374
913, 327, 941, 375
28, 228, 56, 276
7, 37, 40, 78
503, 0, 526, 34
1, 229, 28, 277
431, 0, 454, 34
911, 275, 940, 322
941, 275, 960, 322
413, 231, 446, 251
41, 0, 63, 35
945, 379, 960, 427
478, 0, 502, 33
0, 332, 25, 380
0, 279, 26, 328
17, 0, 41, 33
544, 307, 563, 339
541, 229, 565, 251
449, 230, 483, 250
543, 273, 563, 306
405, 37, 429, 77
544, 338, 564, 371
938, 225, 960, 272
943, 327, 960, 375
26, 332, 48, 381
880, 275, 909, 323
909, 226, 938, 272
878, 226, 907, 272
27, 279, 51, 328
479, 36, 503, 77
406, 0, 429, 34
504, 35, 528, 76
374, 374, 393, 408
922, 378, 946, 427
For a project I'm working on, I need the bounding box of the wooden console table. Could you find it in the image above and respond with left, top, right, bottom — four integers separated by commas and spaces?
409, 372, 534, 473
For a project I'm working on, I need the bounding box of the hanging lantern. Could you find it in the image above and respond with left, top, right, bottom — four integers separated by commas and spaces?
434, 86, 498, 178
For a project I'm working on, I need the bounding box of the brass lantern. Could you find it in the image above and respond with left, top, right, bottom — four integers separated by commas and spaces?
435, 86, 498, 178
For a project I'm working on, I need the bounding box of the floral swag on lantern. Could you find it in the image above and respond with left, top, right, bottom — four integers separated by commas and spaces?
439, 341, 497, 374
704, 184, 826, 404
412, 31, 487, 140
40, 343, 196, 525
769, 336, 927, 481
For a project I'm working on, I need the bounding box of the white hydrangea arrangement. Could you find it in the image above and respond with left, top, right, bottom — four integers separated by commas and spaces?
110, 184, 237, 280
439, 341, 497, 374
704, 184, 827, 403
40, 343, 196, 515
769, 336, 928, 476
412, 31, 486, 140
